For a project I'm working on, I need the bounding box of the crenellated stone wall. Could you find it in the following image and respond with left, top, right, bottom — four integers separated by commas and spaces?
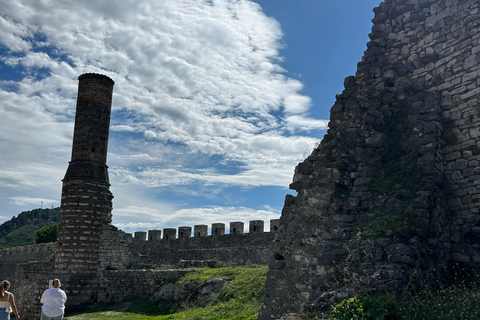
100, 219, 279, 270
259, 0, 480, 319
129, 231, 275, 267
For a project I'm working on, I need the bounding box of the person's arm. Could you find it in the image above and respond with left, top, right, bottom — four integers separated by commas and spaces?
40, 290, 46, 304
9, 293, 19, 319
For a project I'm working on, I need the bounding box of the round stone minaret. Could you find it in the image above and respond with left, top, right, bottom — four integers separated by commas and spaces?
55, 73, 115, 275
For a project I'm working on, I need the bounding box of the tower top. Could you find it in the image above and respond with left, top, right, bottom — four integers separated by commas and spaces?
63, 73, 115, 181
78, 73, 115, 85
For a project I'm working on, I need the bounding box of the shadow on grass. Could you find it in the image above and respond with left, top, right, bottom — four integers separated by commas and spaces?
67, 298, 180, 318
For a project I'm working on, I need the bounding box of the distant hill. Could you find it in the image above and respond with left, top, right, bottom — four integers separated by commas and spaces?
0, 207, 59, 248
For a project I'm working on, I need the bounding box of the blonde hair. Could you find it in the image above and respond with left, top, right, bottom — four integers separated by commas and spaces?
1, 281, 10, 297
53, 279, 61, 288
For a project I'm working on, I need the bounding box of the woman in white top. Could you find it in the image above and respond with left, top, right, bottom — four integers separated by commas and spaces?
0, 280, 19, 320
40, 279, 67, 320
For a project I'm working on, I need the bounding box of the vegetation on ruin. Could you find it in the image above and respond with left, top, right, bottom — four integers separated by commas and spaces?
64, 264, 267, 320
0, 207, 59, 248
360, 103, 425, 239
327, 268, 480, 320
328, 296, 387, 320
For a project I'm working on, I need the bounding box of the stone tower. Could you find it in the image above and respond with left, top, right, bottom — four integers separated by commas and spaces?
259, 0, 480, 318
55, 73, 115, 275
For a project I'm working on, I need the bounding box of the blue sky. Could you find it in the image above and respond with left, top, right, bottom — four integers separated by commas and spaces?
0, 0, 378, 234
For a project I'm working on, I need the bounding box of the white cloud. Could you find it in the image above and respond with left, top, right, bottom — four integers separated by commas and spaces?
284, 116, 330, 132
0, 0, 327, 230
284, 93, 312, 115
9, 196, 58, 207
143, 130, 158, 139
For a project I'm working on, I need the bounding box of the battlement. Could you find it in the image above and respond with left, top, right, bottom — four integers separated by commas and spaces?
128, 219, 280, 242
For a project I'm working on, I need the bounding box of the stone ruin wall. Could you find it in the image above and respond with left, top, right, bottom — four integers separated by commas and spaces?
0, 243, 55, 290
260, 0, 480, 319
14, 260, 54, 320
98, 269, 190, 303
15, 259, 190, 319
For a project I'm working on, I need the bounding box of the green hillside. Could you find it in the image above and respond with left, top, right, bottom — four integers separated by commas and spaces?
0, 207, 59, 248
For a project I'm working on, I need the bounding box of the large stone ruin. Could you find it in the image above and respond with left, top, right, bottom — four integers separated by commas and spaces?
259, 0, 480, 318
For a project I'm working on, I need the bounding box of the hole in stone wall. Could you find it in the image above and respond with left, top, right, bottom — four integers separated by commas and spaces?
385, 80, 395, 87
274, 253, 284, 260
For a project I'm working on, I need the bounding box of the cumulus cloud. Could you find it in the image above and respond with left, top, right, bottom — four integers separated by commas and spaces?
0, 0, 327, 230
9, 196, 58, 207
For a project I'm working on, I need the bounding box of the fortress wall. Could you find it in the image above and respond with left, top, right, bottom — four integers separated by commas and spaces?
16, 268, 189, 318
99, 226, 135, 271
131, 219, 279, 240
15, 260, 102, 319
130, 232, 275, 267
97, 269, 190, 303
127, 220, 278, 267
98, 220, 278, 270
0, 243, 55, 289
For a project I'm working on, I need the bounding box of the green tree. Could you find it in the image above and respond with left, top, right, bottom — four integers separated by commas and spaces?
33, 224, 58, 244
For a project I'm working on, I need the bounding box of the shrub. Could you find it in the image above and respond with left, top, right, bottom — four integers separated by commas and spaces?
329, 296, 387, 320
33, 223, 58, 244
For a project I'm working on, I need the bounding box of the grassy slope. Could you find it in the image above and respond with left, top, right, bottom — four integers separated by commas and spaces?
65, 265, 268, 320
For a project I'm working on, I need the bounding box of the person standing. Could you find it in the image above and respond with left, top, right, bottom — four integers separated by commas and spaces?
40, 279, 67, 320
0, 280, 20, 320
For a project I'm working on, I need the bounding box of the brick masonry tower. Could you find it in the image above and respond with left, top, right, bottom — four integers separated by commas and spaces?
55, 73, 115, 275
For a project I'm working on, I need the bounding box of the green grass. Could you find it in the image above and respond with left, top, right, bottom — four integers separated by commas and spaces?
64, 265, 267, 320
